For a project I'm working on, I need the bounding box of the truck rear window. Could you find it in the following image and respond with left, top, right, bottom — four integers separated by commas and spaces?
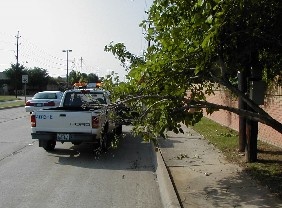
63, 92, 106, 107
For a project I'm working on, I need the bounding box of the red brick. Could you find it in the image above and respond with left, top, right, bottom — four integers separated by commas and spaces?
204, 89, 282, 148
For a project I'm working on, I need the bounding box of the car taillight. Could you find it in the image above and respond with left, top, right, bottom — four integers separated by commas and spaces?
44, 101, 55, 106
25, 101, 34, 106
31, 115, 36, 127
92, 116, 99, 128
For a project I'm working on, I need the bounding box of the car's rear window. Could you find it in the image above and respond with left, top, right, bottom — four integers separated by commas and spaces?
34, 93, 57, 99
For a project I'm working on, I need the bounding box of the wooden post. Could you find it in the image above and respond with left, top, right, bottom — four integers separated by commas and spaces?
245, 108, 258, 162
245, 80, 265, 162
238, 71, 247, 152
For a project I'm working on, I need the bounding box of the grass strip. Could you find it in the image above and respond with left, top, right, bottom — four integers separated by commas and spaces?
0, 101, 25, 109
192, 117, 282, 199
0, 96, 21, 102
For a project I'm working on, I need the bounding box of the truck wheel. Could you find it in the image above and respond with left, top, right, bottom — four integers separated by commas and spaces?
115, 125, 122, 136
100, 133, 109, 152
43, 140, 56, 151
72, 142, 82, 146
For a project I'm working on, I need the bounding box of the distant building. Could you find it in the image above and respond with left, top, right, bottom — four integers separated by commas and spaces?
0, 72, 8, 80
0, 72, 8, 95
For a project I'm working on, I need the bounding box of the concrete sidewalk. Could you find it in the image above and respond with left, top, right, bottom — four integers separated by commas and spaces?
157, 124, 282, 208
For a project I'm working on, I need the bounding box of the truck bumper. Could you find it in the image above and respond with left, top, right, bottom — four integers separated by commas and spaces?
31, 132, 97, 142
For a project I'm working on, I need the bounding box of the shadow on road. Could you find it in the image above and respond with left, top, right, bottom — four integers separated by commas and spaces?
47, 132, 156, 172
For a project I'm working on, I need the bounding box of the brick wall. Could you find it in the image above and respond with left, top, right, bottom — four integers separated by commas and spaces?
204, 88, 282, 148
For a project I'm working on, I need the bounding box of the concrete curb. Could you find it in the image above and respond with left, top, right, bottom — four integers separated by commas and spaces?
152, 144, 181, 208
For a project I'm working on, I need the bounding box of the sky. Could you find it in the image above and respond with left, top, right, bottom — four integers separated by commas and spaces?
0, 0, 153, 79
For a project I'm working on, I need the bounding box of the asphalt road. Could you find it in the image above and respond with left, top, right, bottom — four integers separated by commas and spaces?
0, 107, 162, 208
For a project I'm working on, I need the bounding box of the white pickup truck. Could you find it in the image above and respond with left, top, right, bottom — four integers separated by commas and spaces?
30, 88, 122, 151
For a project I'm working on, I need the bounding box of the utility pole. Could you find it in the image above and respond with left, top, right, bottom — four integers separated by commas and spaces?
62, 49, 72, 89
80, 57, 83, 71
245, 67, 266, 162
15, 31, 21, 98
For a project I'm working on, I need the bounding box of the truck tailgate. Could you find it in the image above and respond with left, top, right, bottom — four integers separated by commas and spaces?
34, 110, 95, 133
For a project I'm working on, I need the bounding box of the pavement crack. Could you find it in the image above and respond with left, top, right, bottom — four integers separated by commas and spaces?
0, 141, 36, 162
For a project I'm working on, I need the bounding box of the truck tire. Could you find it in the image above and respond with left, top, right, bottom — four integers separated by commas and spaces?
43, 140, 56, 151
72, 142, 82, 145
115, 125, 122, 136
100, 132, 109, 152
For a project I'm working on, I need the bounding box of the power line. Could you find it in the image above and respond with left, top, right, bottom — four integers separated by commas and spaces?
0, 32, 102, 77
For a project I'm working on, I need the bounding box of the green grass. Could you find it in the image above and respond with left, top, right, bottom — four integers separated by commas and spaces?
0, 96, 25, 108
0, 95, 21, 102
192, 117, 282, 199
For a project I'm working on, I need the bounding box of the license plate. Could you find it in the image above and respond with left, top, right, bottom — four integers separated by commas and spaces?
57, 133, 70, 141
35, 103, 43, 107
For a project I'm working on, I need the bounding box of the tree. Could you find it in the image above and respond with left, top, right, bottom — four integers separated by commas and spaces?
105, 0, 282, 161
53, 76, 66, 91
69, 70, 101, 86
81, 73, 88, 83
87, 73, 99, 83
27, 67, 49, 91
69, 70, 81, 85
5, 65, 54, 94
4, 64, 26, 96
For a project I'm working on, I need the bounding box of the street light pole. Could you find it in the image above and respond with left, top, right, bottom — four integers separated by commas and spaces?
15, 31, 21, 98
62, 49, 72, 89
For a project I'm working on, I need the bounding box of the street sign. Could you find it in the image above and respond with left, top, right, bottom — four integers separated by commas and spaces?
22, 75, 28, 83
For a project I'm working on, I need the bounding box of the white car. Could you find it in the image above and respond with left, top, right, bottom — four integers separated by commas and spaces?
25, 91, 63, 113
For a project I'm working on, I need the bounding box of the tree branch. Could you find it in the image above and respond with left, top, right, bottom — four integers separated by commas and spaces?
182, 98, 282, 134
209, 73, 272, 119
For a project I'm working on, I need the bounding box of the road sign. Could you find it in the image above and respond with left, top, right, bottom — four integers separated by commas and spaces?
22, 75, 28, 83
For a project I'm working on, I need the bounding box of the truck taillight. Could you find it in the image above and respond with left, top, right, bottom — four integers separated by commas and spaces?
44, 101, 55, 106
31, 115, 36, 127
92, 116, 99, 128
